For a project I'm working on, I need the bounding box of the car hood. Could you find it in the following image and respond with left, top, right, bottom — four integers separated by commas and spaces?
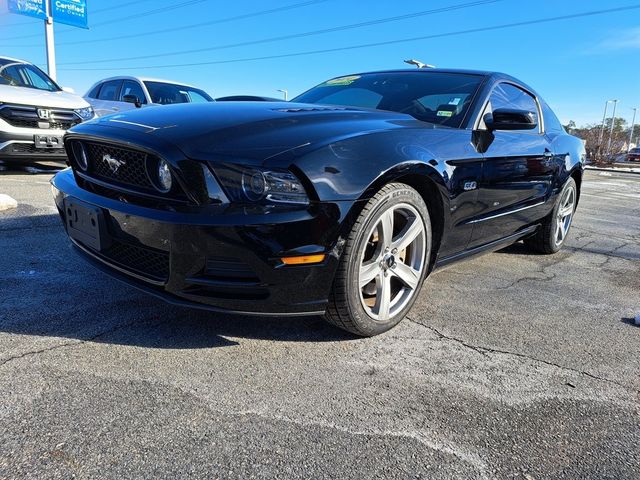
76, 101, 424, 162
0, 84, 90, 109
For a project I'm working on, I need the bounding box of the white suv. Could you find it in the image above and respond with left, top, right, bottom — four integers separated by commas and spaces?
84, 76, 213, 117
0, 56, 95, 163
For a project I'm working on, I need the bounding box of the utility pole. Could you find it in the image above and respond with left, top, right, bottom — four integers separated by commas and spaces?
606, 99, 618, 158
598, 100, 614, 160
44, 0, 56, 81
629, 108, 637, 152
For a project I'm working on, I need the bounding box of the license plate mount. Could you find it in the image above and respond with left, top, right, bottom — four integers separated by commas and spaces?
34, 134, 64, 149
63, 197, 111, 252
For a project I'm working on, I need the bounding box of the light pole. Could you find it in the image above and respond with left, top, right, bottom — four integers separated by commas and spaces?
628, 108, 637, 152
44, 0, 56, 80
606, 99, 618, 158
277, 89, 288, 101
598, 99, 615, 158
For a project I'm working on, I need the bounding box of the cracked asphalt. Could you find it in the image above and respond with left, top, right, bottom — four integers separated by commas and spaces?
0, 168, 638, 479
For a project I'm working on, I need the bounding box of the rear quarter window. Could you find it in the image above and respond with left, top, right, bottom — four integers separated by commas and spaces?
541, 100, 565, 133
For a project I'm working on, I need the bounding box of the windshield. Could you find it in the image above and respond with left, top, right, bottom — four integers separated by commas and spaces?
144, 81, 213, 105
292, 72, 483, 128
0, 61, 60, 92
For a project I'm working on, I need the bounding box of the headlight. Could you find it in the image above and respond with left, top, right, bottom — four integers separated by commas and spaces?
74, 106, 94, 121
211, 163, 309, 205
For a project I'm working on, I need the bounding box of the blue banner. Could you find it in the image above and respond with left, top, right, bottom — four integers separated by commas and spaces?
7, 0, 47, 20
52, 0, 88, 29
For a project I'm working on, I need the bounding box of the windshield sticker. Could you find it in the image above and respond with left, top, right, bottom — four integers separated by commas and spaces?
323, 75, 360, 86
448, 98, 461, 105
437, 110, 454, 117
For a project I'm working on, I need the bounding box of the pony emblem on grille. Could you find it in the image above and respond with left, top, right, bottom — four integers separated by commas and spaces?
103, 154, 126, 173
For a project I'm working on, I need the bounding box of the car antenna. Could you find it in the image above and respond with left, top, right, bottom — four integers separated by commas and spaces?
404, 59, 436, 69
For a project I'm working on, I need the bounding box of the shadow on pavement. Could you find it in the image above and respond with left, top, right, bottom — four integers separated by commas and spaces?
1, 215, 355, 349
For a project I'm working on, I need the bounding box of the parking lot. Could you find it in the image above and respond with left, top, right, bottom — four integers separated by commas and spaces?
0, 168, 638, 479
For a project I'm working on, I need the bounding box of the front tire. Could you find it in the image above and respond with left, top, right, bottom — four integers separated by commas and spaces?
324, 183, 432, 336
524, 177, 577, 254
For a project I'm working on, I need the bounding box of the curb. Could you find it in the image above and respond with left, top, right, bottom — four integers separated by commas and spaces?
0, 194, 18, 211
585, 166, 640, 176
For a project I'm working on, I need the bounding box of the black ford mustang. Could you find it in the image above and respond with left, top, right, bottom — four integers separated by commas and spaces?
51, 69, 584, 336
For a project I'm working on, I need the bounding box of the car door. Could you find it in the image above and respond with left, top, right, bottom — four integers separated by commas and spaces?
469, 82, 555, 247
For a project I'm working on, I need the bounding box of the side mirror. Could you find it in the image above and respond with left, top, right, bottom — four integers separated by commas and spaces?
62, 86, 75, 94
123, 94, 142, 108
484, 108, 537, 131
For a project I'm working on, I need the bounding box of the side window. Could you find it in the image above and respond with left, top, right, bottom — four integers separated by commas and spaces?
120, 80, 147, 103
486, 83, 539, 129
86, 83, 102, 99
97, 80, 122, 101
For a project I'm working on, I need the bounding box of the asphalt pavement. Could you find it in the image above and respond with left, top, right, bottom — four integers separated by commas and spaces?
0, 167, 638, 479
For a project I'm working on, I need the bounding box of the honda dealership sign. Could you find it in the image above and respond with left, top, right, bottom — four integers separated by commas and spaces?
8, 0, 88, 28
7, 0, 47, 20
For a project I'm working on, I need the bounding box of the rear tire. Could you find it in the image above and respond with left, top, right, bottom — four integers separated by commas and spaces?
324, 183, 432, 336
524, 177, 577, 254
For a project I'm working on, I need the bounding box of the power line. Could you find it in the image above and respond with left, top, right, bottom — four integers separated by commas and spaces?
8, 0, 332, 47
57, 0, 503, 65
59, 4, 640, 72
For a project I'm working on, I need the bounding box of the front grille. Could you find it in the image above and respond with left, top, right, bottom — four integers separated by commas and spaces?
68, 139, 194, 204
85, 142, 154, 189
101, 239, 169, 282
0, 104, 80, 130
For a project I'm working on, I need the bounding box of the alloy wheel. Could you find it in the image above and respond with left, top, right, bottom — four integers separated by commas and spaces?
555, 185, 576, 246
358, 203, 426, 322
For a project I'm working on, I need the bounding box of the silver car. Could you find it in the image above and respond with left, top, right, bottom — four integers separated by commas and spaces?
84, 76, 214, 117
0, 56, 95, 163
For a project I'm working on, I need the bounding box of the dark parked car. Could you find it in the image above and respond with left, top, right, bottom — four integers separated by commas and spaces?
627, 147, 640, 162
51, 69, 584, 336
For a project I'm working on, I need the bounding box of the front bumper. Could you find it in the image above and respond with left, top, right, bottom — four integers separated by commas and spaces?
51, 168, 355, 316
0, 123, 68, 161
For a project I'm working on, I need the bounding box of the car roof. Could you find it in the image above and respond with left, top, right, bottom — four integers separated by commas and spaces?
0, 56, 29, 64
90, 75, 198, 88
351, 68, 495, 77
338, 68, 538, 97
